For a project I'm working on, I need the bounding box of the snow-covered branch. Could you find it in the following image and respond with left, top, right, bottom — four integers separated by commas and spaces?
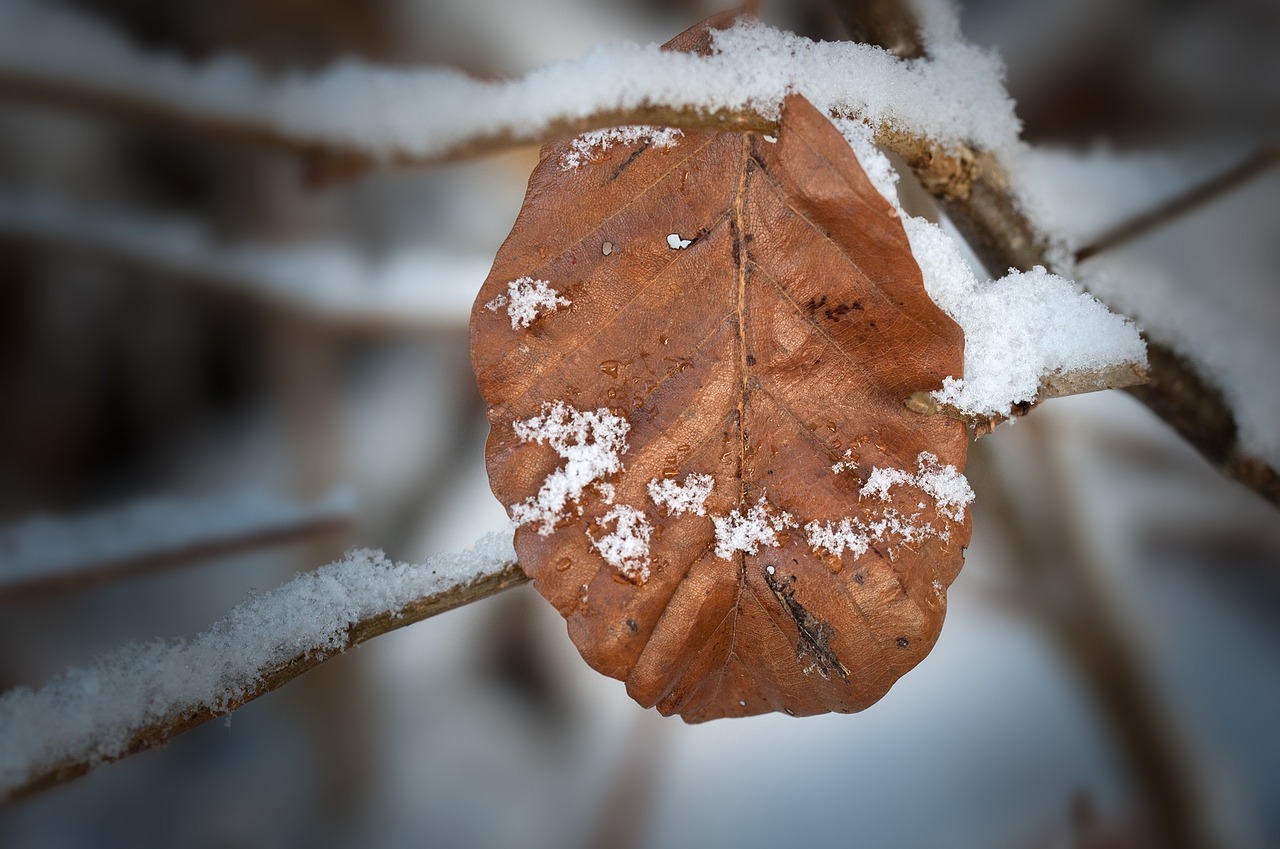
0, 488, 354, 599
0, 2, 1018, 163
0, 192, 484, 333
0, 532, 526, 801
4, 1, 1271, 502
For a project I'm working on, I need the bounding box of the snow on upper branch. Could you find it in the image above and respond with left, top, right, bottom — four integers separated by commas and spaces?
0, 1, 1020, 159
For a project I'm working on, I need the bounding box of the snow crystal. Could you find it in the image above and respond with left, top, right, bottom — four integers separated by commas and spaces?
509, 402, 630, 535
485, 277, 569, 329
859, 452, 974, 522
903, 216, 1147, 417
0, 532, 516, 798
806, 507, 957, 561
831, 449, 858, 474
0, 488, 352, 591
666, 234, 692, 250
560, 126, 683, 170
713, 499, 796, 560
805, 518, 871, 559
589, 504, 653, 583
648, 474, 714, 517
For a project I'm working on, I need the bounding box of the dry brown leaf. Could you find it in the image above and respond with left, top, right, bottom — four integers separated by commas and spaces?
471, 17, 971, 723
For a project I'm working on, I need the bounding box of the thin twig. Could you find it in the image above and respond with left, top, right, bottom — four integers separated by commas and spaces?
1, 537, 528, 802
0, 512, 352, 602
1075, 146, 1280, 263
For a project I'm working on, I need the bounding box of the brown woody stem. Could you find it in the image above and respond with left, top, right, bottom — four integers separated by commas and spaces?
4, 559, 528, 802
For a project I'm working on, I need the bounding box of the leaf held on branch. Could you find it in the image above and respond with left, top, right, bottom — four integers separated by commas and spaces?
471, 16, 971, 722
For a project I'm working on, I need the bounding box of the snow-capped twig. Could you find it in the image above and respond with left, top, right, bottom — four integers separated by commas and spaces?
0, 532, 526, 802
0, 489, 354, 600
0, 1, 1019, 165
0, 192, 485, 333
1074, 146, 1280, 263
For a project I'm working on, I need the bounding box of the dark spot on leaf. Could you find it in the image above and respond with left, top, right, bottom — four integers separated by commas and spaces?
896, 636, 910, 648
766, 572, 850, 681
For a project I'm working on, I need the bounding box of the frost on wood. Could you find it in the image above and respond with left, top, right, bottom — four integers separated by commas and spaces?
0, 532, 518, 800
0, 1, 1019, 160
484, 277, 570, 329
507, 401, 630, 535
472, 26, 970, 720
0, 488, 352, 591
904, 215, 1145, 419
1084, 258, 1280, 471
1008, 145, 1227, 253
828, 130, 1148, 419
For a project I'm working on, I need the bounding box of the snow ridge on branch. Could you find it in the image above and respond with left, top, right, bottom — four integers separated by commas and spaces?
0, 1, 1019, 159
0, 532, 523, 801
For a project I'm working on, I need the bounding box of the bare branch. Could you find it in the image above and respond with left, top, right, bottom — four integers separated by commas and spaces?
0, 512, 351, 602
0, 534, 528, 802
0, 489, 356, 600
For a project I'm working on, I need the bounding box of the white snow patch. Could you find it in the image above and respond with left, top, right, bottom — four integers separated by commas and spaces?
485, 277, 569, 329
806, 507, 957, 560
904, 216, 1147, 417
831, 449, 858, 474
0, 531, 516, 798
509, 402, 630, 535
713, 499, 797, 560
560, 125, 683, 170
666, 233, 692, 250
859, 452, 975, 522
805, 518, 871, 559
834, 118, 902, 210
648, 474, 714, 517
588, 504, 653, 583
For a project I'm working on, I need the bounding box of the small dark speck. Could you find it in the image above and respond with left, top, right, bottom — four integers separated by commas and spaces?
767, 469, 774, 475
626, 618, 638, 634
896, 636, 910, 648
854, 572, 865, 585
746, 354, 757, 366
